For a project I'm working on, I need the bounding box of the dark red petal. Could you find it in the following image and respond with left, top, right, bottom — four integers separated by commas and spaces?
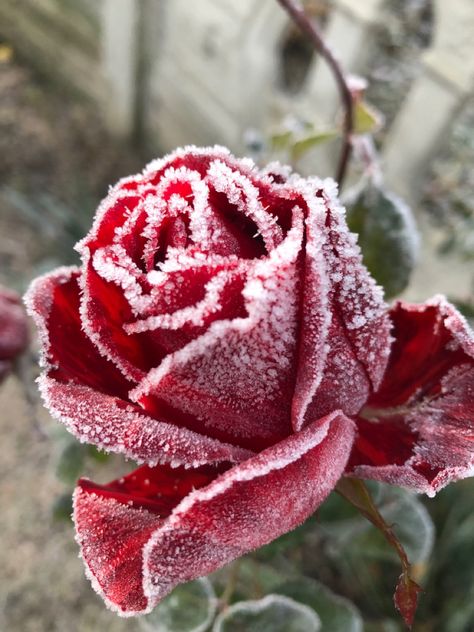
130, 210, 305, 449
77, 146, 253, 261
73, 487, 160, 615
24, 267, 131, 399
290, 193, 331, 431
77, 191, 143, 256
81, 244, 248, 382
292, 181, 392, 429
74, 410, 355, 615
74, 462, 224, 615
80, 259, 151, 383
348, 297, 474, 495
79, 463, 223, 517
0, 285, 28, 361
205, 159, 283, 256
144, 410, 354, 606
39, 375, 253, 467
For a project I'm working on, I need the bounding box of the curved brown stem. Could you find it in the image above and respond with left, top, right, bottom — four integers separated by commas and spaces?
276, 0, 354, 188
336, 478, 422, 628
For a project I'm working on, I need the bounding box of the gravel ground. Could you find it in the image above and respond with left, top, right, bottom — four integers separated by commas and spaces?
0, 377, 143, 632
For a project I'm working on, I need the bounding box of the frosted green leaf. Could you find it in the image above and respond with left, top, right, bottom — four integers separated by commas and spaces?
55, 439, 85, 485
213, 595, 321, 632
51, 492, 73, 522
377, 486, 434, 564
276, 577, 363, 632
321, 484, 434, 565
345, 182, 419, 298
140, 578, 217, 632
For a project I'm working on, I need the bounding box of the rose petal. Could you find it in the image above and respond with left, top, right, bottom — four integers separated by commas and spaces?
76, 190, 143, 257
77, 146, 243, 260
80, 257, 150, 383
24, 267, 131, 398
39, 374, 253, 467
292, 180, 392, 429
206, 159, 283, 253
348, 297, 474, 496
73, 410, 355, 615
290, 189, 331, 431
125, 267, 247, 334
73, 488, 161, 616
74, 462, 228, 615
80, 245, 249, 383
130, 209, 305, 449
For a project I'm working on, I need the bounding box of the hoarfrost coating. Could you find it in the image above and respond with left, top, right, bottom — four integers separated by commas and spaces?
25, 146, 474, 615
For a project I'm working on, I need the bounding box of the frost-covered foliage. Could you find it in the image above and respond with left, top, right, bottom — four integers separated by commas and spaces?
423, 97, 474, 263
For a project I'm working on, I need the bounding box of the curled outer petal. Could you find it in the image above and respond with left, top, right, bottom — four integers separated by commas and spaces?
39, 375, 253, 467
348, 297, 474, 496
74, 411, 355, 615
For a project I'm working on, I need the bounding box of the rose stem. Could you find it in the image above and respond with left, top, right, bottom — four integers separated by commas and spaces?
275, 0, 354, 188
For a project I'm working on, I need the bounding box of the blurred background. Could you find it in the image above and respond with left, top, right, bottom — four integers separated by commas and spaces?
0, 1, 473, 630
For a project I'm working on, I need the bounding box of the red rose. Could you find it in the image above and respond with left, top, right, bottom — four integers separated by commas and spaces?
25, 146, 474, 615
0, 285, 28, 383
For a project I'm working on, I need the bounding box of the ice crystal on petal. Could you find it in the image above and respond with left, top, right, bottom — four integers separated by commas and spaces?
130, 208, 304, 443
142, 411, 355, 607
349, 296, 474, 495
291, 177, 391, 428
40, 375, 252, 467
27, 145, 471, 619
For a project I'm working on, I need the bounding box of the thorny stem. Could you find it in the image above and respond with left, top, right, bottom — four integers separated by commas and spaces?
336, 478, 407, 562
336, 478, 422, 628
275, 0, 354, 188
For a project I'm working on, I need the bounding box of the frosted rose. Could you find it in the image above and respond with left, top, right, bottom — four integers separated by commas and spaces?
0, 285, 28, 383
25, 146, 474, 615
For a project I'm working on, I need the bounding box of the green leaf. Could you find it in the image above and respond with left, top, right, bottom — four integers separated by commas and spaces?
329, 482, 434, 566
328, 481, 430, 628
276, 577, 363, 632
364, 621, 402, 632
55, 439, 85, 485
87, 445, 111, 463
211, 558, 283, 603
290, 130, 338, 161
140, 578, 217, 632
376, 487, 434, 565
345, 182, 419, 298
451, 299, 474, 327
51, 492, 73, 522
213, 595, 321, 632
353, 100, 384, 135
270, 130, 294, 151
